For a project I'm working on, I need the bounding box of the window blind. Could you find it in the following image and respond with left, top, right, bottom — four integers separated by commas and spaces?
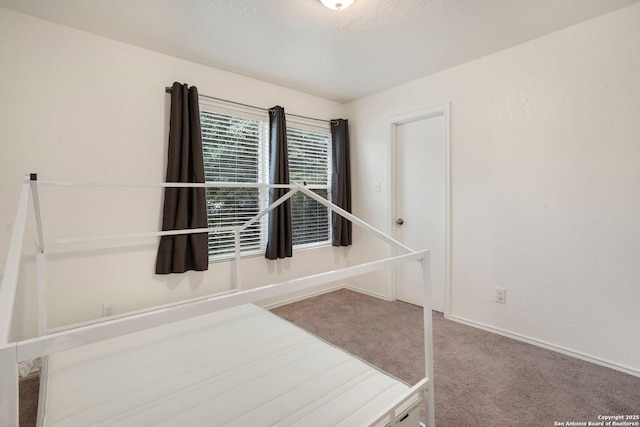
287, 127, 331, 246
200, 110, 268, 258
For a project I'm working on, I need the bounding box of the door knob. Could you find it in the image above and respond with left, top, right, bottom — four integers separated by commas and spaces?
396, 218, 404, 225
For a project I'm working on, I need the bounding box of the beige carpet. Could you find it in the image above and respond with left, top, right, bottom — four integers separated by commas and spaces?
19, 288, 640, 426
272, 289, 640, 426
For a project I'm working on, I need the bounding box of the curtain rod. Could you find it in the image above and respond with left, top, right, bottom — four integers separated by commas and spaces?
165, 87, 338, 125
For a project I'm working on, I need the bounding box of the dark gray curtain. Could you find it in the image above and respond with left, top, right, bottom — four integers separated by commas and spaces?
331, 119, 352, 246
265, 106, 293, 259
156, 82, 209, 274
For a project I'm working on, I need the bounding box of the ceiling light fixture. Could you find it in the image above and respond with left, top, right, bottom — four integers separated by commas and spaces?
320, 0, 354, 11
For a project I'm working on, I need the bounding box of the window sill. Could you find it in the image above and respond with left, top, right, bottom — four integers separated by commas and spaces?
207, 240, 332, 264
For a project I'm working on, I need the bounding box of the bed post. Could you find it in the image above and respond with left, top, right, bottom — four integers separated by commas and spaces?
0, 345, 18, 427
0, 175, 32, 345
30, 174, 48, 336
421, 251, 436, 427
233, 226, 242, 290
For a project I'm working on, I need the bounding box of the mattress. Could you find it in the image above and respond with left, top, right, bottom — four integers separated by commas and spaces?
38, 304, 421, 426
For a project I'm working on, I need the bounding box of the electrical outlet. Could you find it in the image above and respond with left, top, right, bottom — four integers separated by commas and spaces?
102, 303, 115, 317
495, 287, 506, 304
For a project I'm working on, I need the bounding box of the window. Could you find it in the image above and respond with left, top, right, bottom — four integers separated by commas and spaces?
200, 106, 331, 260
200, 110, 269, 259
288, 127, 331, 246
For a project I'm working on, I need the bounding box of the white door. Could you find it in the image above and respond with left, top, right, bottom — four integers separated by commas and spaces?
394, 114, 446, 312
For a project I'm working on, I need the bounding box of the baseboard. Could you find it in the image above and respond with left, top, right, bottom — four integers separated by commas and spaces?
19, 370, 40, 381
261, 283, 390, 310
342, 285, 392, 301
260, 283, 346, 310
449, 314, 640, 378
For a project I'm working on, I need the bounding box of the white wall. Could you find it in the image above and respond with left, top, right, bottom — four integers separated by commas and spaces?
0, 7, 349, 340
346, 3, 640, 373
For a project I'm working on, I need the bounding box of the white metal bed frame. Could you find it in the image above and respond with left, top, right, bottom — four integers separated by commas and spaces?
0, 174, 436, 427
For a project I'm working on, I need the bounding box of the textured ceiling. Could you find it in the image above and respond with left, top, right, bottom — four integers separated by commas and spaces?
1, 0, 638, 103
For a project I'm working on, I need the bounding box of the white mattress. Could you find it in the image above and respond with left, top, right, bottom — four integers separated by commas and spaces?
39, 304, 420, 426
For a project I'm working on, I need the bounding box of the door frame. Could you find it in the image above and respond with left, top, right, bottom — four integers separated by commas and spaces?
387, 104, 451, 318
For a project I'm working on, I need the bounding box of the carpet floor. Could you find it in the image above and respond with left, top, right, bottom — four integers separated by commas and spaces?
272, 289, 640, 426
19, 289, 640, 426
